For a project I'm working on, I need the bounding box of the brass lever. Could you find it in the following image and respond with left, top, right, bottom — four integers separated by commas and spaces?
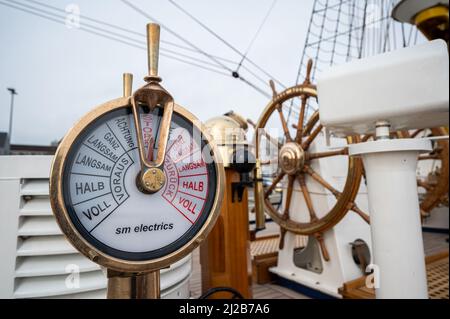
131, 23, 174, 194
147, 23, 160, 80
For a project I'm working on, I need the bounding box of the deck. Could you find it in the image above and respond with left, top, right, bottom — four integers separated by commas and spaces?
188, 231, 449, 299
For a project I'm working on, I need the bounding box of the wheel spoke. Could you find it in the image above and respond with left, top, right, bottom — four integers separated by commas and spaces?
303, 112, 319, 136
304, 59, 313, 84
411, 129, 424, 138
417, 179, 433, 191
362, 134, 373, 142
276, 105, 293, 142
315, 233, 330, 261
419, 154, 440, 161
397, 130, 411, 138
297, 174, 318, 221
303, 165, 340, 198
295, 95, 307, 143
307, 148, 348, 160
304, 165, 370, 224
264, 172, 285, 198
283, 176, 295, 218
302, 124, 323, 150
270, 80, 292, 142
351, 204, 371, 224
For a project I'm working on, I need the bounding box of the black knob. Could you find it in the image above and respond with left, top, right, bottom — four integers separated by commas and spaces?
230, 146, 256, 174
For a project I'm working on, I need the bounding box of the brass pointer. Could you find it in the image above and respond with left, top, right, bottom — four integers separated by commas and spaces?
131, 23, 174, 193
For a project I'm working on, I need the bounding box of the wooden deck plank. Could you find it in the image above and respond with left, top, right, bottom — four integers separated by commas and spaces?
190, 232, 448, 299
189, 247, 308, 299
340, 249, 449, 299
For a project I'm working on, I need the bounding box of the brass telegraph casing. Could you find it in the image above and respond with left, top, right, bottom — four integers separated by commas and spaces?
50, 97, 225, 273
204, 111, 251, 168
49, 23, 225, 274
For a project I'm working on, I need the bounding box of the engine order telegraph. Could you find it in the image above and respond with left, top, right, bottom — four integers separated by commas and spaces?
49, 24, 224, 280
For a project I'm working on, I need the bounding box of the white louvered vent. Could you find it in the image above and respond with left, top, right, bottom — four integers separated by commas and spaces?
14, 178, 107, 299
0, 156, 192, 299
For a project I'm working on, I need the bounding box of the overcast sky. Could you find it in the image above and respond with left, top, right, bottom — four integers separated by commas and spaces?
0, 0, 314, 145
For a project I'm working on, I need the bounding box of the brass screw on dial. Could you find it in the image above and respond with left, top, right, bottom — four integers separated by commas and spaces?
142, 168, 166, 193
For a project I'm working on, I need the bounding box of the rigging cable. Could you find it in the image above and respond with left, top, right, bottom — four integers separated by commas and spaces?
22, 0, 292, 86
345, 0, 356, 62
167, 0, 285, 89
0, 0, 230, 76
121, 0, 271, 98
330, 0, 344, 66
2, 0, 274, 98
289, 0, 318, 123
24, 0, 196, 53
236, 0, 278, 71
21, 0, 238, 66
358, 0, 369, 58
312, 0, 328, 82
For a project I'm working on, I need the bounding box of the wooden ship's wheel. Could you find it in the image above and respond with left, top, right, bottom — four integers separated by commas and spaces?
253, 60, 370, 261
398, 128, 449, 217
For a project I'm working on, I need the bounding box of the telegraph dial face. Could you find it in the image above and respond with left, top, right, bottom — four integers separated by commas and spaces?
50, 98, 223, 271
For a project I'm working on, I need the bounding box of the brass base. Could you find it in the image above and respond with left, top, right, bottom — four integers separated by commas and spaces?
107, 269, 161, 299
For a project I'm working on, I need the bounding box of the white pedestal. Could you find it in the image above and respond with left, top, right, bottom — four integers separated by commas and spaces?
349, 139, 431, 299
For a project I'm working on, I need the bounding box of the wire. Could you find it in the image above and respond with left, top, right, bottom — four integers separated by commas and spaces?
287, 0, 318, 125
330, 1, 344, 66
0, 0, 230, 76
121, 0, 271, 98
4, 0, 273, 96
166, 0, 286, 89
23, 0, 215, 56
121, 0, 233, 72
312, 0, 328, 82
21, 0, 238, 66
198, 287, 244, 299
236, 0, 278, 70
9, 0, 229, 72
346, 0, 356, 62
358, 0, 368, 58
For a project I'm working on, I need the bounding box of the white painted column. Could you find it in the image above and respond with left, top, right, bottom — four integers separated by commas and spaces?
350, 139, 431, 299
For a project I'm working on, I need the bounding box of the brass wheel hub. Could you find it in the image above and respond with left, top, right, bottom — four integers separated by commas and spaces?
279, 142, 305, 175
142, 168, 166, 193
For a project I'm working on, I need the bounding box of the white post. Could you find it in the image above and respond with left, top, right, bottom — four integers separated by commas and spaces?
350, 138, 431, 299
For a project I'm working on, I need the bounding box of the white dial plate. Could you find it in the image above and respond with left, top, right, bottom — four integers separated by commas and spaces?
63, 108, 217, 261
